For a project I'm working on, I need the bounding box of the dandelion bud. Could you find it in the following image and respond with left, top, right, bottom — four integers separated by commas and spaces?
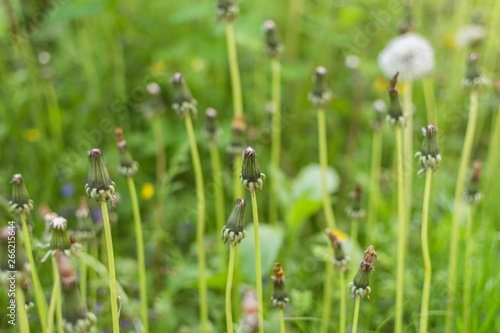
171, 73, 198, 117
271, 261, 289, 309
414, 124, 441, 175
240, 147, 266, 192
9, 174, 34, 216
56, 252, 97, 333
75, 197, 95, 244
217, 0, 239, 22
386, 73, 407, 129
221, 199, 247, 247
205, 108, 220, 143
50, 217, 71, 252
308, 66, 333, 109
85, 149, 116, 203
325, 228, 349, 271
263, 20, 283, 58
348, 245, 377, 299
463, 160, 482, 204
463, 53, 488, 88
371, 99, 386, 130
346, 183, 365, 219
228, 114, 246, 156
115, 126, 139, 178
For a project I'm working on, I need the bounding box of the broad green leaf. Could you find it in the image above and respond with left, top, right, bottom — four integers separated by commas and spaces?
292, 164, 339, 201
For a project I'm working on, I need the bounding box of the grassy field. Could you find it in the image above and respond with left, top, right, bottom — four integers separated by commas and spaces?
1, 0, 500, 332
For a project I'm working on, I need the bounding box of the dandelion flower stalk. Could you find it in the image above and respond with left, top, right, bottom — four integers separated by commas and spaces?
263, 20, 283, 224
171, 73, 208, 331
53, 256, 64, 333
16, 287, 30, 333
47, 256, 60, 333
445, 54, 483, 333
347, 183, 365, 274
85, 149, 119, 333
352, 295, 361, 333
9, 174, 48, 332
240, 147, 266, 333
403, 79, 413, 224
320, 260, 333, 333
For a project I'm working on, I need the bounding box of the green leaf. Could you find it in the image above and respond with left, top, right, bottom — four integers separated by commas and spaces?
292, 164, 339, 201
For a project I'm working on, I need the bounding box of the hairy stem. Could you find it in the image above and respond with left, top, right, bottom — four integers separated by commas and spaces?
279, 308, 286, 333
445, 90, 478, 333
419, 171, 433, 333
226, 246, 236, 333
395, 127, 406, 333
251, 192, 264, 333
269, 59, 281, 224
317, 108, 336, 229
127, 177, 149, 333
352, 295, 361, 333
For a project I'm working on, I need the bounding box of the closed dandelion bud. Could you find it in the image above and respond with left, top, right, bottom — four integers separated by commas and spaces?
228, 114, 246, 156
271, 261, 289, 309
240, 147, 266, 192
371, 99, 386, 130
462, 53, 488, 88
386, 73, 407, 129
348, 245, 377, 299
308, 66, 333, 109
115, 126, 139, 178
346, 183, 365, 219
325, 228, 349, 271
221, 199, 247, 247
85, 149, 116, 203
414, 124, 441, 175
171, 73, 197, 118
217, 0, 239, 22
263, 20, 283, 58
9, 174, 34, 216
463, 160, 482, 204
56, 252, 97, 333
74, 197, 95, 244
50, 217, 71, 252
205, 108, 220, 144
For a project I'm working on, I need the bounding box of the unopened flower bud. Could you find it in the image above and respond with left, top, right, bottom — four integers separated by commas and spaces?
228, 114, 246, 156
50, 217, 71, 252
271, 261, 289, 309
372, 99, 386, 130
221, 199, 247, 247
308, 66, 333, 109
9, 174, 34, 216
386, 73, 406, 129
414, 124, 441, 175
346, 183, 365, 219
263, 20, 283, 58
115, 126, 139, 178
171, 73, 197, 118
348, 245, 377, 299
240, 147, 266, 192
325, 228, 349, 271
463, 53, 488, 88
85, 149, 116, 203
217, 0, 239, 22
463, 160, 482, 204
205, 108, 220, 144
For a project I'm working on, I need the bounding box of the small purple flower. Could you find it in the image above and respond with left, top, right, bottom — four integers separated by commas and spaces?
60, 183, 74, 198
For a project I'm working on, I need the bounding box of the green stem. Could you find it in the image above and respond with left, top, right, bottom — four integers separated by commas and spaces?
55, 258, 63, 333
127, 177, 149, 333
403, 80, 413, 232
234, 158, 244, 199
80, 244, 88, 306
47, 267, 58, 333
340, 269, 346, 333
16, 287, 30, 333
284, 0, 304, 61
422, 77, 437, 126
269, 59, 281, 224
151, 114, 167, 231
320, 260, 333, 333
350, 219, 358, 274
20, 213, 48, 332
352, 295, 361, 333
226, 246, 236, 333
367, 130, 382, 229
317, 108, 336, 229
185, 115, 208, 332
210, 143, 227, 265
225, 21, 244, 116
419, 171, 433, 333
89, 241, 98, 309
279, 309, 286, 333
100, 201, 120, 333
445, 90, 478, 333
463, 206, 475, 333
251, 192, 264, 333
485, 104, 500, 197
395, 127, 406, 333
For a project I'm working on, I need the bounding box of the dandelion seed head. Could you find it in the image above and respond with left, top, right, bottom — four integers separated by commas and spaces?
456, 25, 486, 48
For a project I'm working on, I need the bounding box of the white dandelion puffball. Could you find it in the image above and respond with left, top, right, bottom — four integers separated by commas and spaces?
378, 33, 434, 81
456, 25, 486, 48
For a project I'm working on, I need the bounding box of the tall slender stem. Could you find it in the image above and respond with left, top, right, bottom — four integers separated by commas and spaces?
225, 246, 236, 333
485, 104, 500, 196
100, 201, 120, 333
422, 77, 437, 126
55, 258, 63, 333
47, 268, 58, 333
151, 114, 167, 231
269, 59, 281, 224
367, 130, 382, 229
80, 244, 88, 306
185, 115, 208, 332
210, 143, 227, 265
419, 171, 433, 333
251, 192, 264, 333
89, 241, 98, 308
279, 309, 286, 333
20, 213, 47, 332
463, 206, 475, 333
352, 295, 361, 333
317, 108, 336, 229
234, 158, 244, 200
403, 80, 413, 230
16, 287, 30, 333
350, 219, 358, 274
340, 269, 346, 333
445, 90, 478, 333
320, 260, 333, 333
395, 127, 406, 333
225, 21, 244, 116
127, 177, 149, 333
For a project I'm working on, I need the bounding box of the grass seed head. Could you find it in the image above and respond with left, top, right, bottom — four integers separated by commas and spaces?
263, 20, 283, 58
308, 66, 333, 109
415, 124, 441, 175
221, 198, 247, 247
171, 73, 198, 118
240, 147, 266, 192
9, 174, 34, 217
85, 149, 116, 203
